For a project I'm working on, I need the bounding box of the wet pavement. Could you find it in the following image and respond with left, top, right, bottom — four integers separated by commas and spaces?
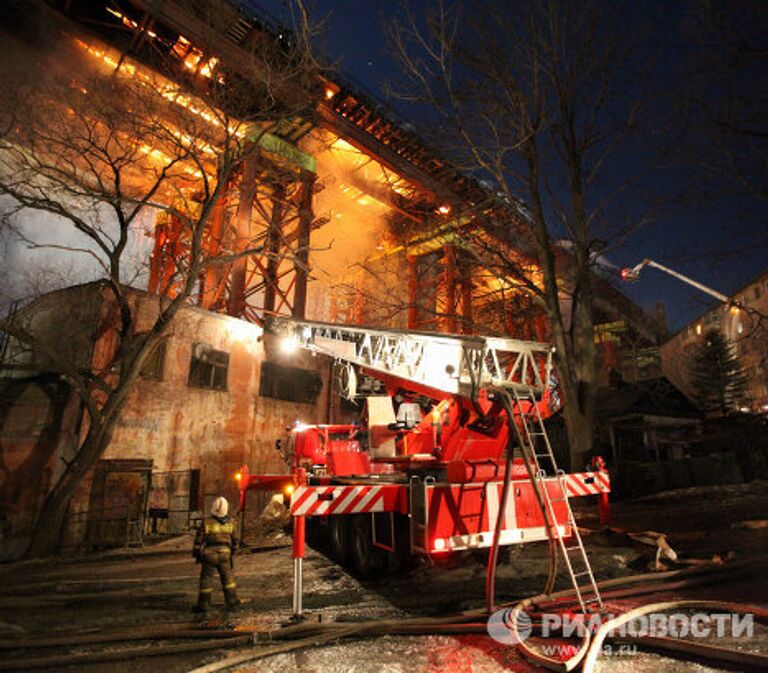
0, 481, 766, 672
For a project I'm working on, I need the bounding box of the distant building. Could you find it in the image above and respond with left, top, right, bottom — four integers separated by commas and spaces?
660, 270, 768, 413
592, 279, 668, 386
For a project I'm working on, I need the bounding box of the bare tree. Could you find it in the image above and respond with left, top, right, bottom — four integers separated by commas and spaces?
0, 1, 323, 556
387, 0, 650, 466
681, 0, 768, 205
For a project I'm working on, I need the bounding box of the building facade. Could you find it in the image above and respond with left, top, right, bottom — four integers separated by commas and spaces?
0, 283, 343, 557
660, 270, 768, 413
0, 0, 672, 555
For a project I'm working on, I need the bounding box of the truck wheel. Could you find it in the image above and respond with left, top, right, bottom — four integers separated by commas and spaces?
351, 515, 385, 578
330, 516, 351, 562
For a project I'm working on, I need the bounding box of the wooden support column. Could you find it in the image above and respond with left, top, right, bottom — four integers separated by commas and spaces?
200, 187, 229, 310
352, 280, 365, 325
148, 218, 167, 295
149, 213, 181, 298
460, 274, 473, 334
263, 184, 286, 316
407, 255, 418, 329
292, 172, 315, 320
228, 157, 258, 317
443, 245, 457, 333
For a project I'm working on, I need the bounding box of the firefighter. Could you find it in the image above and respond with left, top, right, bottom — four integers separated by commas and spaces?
192, 496, 242, 612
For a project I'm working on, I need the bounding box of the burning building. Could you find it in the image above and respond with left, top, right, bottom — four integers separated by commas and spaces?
0, 0, 664, 555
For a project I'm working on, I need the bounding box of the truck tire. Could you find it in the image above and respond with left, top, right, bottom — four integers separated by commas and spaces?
351, 515, 385, 578
329, 515, 351, 562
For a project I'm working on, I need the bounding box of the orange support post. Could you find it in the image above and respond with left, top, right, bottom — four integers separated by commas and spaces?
407, 255, 418, 329
443, 245, 457, 333
228, 158, 258, 317
292, 172, 315, 320
201, 186, 229, 310
461, 274, 473, 334
263, 184, 285, 316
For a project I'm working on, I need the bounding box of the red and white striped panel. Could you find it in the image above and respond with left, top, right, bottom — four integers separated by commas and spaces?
291, 485, 400, 517
563, 471, 611, 497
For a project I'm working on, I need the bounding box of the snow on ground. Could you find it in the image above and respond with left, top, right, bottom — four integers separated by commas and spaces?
0, 482, 766, 672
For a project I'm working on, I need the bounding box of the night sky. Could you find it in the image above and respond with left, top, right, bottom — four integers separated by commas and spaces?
259, 0, 766, 332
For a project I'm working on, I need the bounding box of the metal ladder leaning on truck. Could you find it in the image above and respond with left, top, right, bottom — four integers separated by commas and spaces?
237, 318, 610, 617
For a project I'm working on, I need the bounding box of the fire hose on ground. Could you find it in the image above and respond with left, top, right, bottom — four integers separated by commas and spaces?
2, 557, 766, 672
187, 559, 768, 673
2, 394, 762, 672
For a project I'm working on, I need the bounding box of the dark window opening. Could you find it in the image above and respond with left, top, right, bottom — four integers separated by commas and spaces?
188, 343, 229, 391
259, 361, 322, 404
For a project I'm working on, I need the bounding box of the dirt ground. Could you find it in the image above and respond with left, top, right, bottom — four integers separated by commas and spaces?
1, 481, 767, 673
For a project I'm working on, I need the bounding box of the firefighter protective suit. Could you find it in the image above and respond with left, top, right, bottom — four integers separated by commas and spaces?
193, 501, 241, 612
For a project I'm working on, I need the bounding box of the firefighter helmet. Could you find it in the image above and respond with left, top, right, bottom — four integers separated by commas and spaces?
211, 496, 229, 518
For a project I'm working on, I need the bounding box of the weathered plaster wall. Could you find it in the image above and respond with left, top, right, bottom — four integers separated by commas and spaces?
0, 376, 81, 560
1, 285, 337, 555
100, 296, 332, 510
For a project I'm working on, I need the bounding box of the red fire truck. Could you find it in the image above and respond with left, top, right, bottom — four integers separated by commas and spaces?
238, 319, 609, 613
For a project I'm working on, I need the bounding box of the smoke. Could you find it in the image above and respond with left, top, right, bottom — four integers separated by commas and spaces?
0, 196, 155, 310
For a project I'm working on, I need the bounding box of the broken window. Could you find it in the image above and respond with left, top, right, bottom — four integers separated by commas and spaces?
259, 361, 322, 404
188, 343, 229, 391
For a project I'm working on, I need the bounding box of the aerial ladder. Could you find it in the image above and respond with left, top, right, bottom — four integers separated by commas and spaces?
238, 318, 609, 617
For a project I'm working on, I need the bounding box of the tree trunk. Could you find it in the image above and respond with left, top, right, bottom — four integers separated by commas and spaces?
25, 468, 82, 557
561, 392, 595, 471
26, 421, 116, 558
546, 285, 597, 470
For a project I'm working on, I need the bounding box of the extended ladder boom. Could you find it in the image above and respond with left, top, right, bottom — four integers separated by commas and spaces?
271, 318, 554, 398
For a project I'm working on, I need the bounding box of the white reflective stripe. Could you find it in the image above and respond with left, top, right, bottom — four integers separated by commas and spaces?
292, 485, 385, 516
503, 487, 516, 529
442, 526, 568, 551
312, 491, 335, 516
486, 482, 499, 533
565, 476, 588, 497
350, 486, 381, 513
566, 472, 609, 496
365, 490, 386, 512
293, 490, 318, 516
333, 486, 363, 513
